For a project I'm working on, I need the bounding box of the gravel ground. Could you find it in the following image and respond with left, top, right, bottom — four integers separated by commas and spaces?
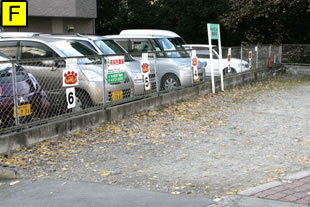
1, 75, 310, 199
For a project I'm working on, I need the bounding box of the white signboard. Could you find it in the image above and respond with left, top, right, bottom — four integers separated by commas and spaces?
66, 87, 76, 109
208, 23, 224, 93
105, 56, 125, 74
141, 53, 151, 91
66, 58, 77, 70
191, 50, 199, 81
63, 70, 78, 87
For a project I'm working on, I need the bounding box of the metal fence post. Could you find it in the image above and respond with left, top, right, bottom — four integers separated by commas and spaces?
255, 46, 258, 70
241, 46, 243, 73
102, 56, 106, 106
11, 62, 20, 126
279, 45, 282, 64
153, 52, 160, 94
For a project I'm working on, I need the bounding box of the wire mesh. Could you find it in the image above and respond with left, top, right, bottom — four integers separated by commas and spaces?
282, 44, 310, 64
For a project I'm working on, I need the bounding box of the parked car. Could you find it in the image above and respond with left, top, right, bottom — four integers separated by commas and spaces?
105, 34, 206, 90
183, 44, 250, 76
0, 54, 49, 127
0, 37, 134, 114
42, 34, 157, 95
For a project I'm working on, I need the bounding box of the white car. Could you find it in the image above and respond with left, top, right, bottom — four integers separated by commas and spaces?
183, 44, 251, 76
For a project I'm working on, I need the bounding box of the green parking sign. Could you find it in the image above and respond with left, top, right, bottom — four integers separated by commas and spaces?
210, 24, 219, 40
107, 72, 125, 84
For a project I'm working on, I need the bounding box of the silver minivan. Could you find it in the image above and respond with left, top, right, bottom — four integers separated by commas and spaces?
0, 37, 134, 112
105, 34, 206, 90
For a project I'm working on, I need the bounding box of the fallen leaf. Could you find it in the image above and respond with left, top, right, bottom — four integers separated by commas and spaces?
100, 170, 110, 176
9, 180, 20, 186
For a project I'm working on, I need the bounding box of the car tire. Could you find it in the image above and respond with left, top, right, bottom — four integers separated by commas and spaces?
223, 67, 236, 76
161, 74, 180, 90
71, 90, 92, 113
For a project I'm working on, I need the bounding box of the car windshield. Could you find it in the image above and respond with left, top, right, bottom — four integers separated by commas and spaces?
50, 40, 99, 64
156, 38, 189, 58
0, 65, 28, 84
94, 40, 134, 61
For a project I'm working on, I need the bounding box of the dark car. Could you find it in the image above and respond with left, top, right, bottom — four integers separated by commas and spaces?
0, 56, 49, 128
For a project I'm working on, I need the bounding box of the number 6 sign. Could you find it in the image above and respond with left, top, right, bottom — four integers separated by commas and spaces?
66, 87, 76, 109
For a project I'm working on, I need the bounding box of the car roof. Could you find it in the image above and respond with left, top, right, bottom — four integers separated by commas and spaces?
104, 34, 170, 39
0, 37, 92, 57
120, 29, 181, 38
0, 32, 41, 38
43, 34, 111, 41
183, 44, 216, 48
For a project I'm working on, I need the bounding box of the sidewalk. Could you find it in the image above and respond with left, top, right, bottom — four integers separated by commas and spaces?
212, 171, 310, 207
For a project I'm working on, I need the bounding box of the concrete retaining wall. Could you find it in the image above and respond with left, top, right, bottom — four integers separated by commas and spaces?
283, 64, 310, 75
0, 68, 281, 154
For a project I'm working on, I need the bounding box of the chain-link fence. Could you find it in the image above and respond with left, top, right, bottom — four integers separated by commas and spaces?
281, 44, 310, 64
0, 44, 286, 134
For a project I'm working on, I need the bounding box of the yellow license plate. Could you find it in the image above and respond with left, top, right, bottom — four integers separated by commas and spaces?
13, 104, 31, 118
112, 90, 123, 101
194, 76, 201, 83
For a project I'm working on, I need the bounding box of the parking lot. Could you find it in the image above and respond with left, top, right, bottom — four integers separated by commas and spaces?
1, 75, 309, 200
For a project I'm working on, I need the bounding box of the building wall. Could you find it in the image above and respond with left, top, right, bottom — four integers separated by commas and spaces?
28, 0, 97, 18
4, 17, 95, 34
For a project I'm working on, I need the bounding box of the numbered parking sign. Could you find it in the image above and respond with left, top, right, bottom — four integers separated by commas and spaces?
66, 87, 76, 109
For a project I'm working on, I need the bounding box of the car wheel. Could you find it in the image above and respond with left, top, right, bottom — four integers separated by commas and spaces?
161, 74, 180, 90
71, 91, 92, 113
223, 67, 236, 76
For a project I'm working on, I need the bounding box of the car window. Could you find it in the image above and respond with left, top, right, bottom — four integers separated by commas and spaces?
194, 47, 218, 59
77, 40, 98, 52
21, 41, 55, 59
130, 39, 153, 54
156, 38, 189, 58
149, 39, 164, 57
0, 66, 28, 84
114, 40, 129, 51
0, 41, 18, 59
50, 40, 99, 64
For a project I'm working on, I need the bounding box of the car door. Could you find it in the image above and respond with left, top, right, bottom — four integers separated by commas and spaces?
19, 41, 61, 91
194, 47, 220, 76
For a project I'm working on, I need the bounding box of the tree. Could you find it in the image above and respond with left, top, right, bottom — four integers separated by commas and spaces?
220, 0, 310, 44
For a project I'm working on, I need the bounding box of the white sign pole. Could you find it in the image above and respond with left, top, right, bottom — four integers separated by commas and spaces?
207, 24, 215, 94
217, 24, 224, 92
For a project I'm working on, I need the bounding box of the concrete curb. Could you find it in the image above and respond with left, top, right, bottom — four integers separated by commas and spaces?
282, 171, 310, 181
238, 181, 282, 196
238, 170, 310, 197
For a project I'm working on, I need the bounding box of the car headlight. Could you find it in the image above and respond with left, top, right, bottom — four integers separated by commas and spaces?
178, 65, 191, 71
82, 70, 103, 82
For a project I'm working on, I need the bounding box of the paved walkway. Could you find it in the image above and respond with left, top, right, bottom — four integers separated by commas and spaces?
252, 176, 310, 205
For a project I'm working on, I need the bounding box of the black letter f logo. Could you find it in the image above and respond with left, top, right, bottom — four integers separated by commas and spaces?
9, 6, 20, 21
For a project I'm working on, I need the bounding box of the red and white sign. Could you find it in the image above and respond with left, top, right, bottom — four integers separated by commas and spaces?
106, 56, 125, 73
141, 53, 151, 90
191, 50, 199, 81
249, 51, 253, 60
63, 70, 78, 87
227, 48, 231, 62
